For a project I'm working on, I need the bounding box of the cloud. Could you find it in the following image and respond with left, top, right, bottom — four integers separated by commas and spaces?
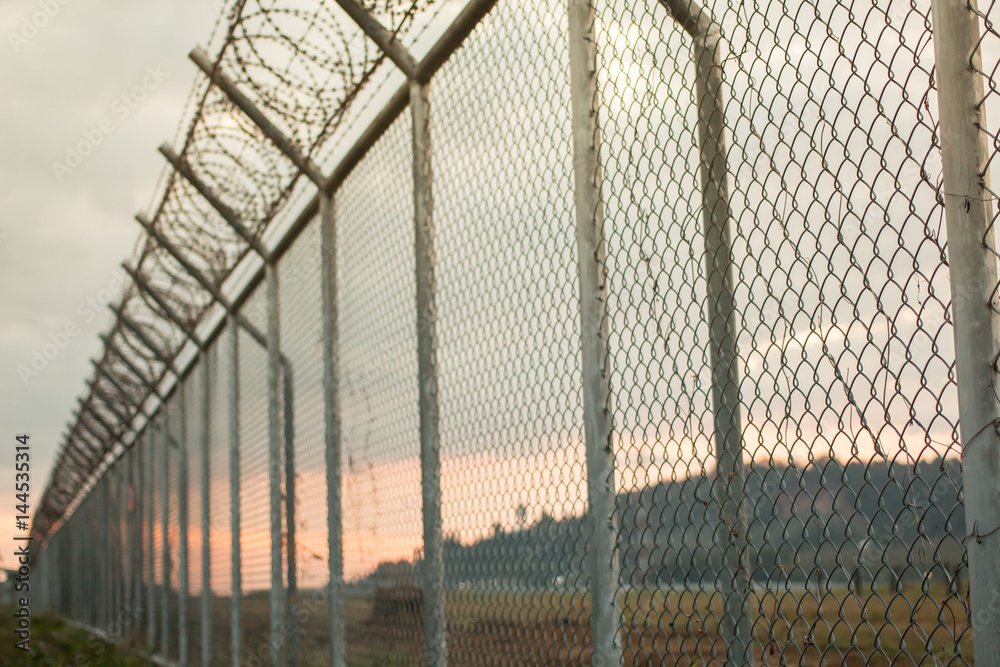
0, 0, 220, 571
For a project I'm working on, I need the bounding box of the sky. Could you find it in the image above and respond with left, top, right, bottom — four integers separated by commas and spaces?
0, 0, 222, 570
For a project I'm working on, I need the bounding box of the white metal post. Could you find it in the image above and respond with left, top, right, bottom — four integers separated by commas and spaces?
147, 427, 156, 651
91, 493, 98, 627
283, 362, 297, 667
930, 0, 1000, 661
113, 464, 122, 632
135, 439, 145, 643
103, 477, 111, 632
567, 1, 622, 664
411, 78, 447, 667
321, 190, 345, 667
201, 353, 213, 667
85, 498, 91, 625
124, 449, 133, 636
178, 380, 190, 665
161, 413, 171, 657
266, 265, 284, 667
229, 315, 244, 665
647, 0, 755, 660
75, 513, 81, 622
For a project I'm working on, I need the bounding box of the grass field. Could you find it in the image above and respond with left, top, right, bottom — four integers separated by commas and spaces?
333, 582, 974, 666
0, 606, 153, 666
106, 580, 975, 665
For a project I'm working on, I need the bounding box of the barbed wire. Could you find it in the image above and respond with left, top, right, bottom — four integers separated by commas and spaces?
30, 0, 998, 663
33, 0, 445, 540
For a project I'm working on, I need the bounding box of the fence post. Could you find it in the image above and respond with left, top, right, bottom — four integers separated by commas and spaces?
146, 429, 156, 650
99, 488, 105, 629
57, 538, 62, 614
83, 497, 89, 624
65, 517, 71, 617
283, 361, 297, 667
92, 481, 98, 628
178, 380, 190, 665
86, 496, 92, 626
82, 511, 87, 623
81, 508, 87, 624
109, 475, 115, 629
94, 490, 100, 628
660, 0, 754, 660
566, 1, 622, 664
67, 523, 72, 619
321, 190, 346, 667
67, 517, 71, 618
63, 534, 68, 614
103, 476, 111, 632
229, 315, 244, 666
119, 460, 126, 630
108, 475, 114, 630
266, 264, 285, 667
72, 512, 77, 621
201, 351, 213, 667
98, 488, 104, 629
82, 497, 87, 624
97, 478, 104, 630
119, 460, 131, 628
119, 460, 127, 631
102, 474, 109, 631
135, 437, 145, 643
161, 412, 171, 658
113, 463, 122, 632
410, 78, 447, 667
930, 0, 1000, 661
72, 499, 78, 621
92, 484, 99, 627
82, 510, 88, 623
124, 449, 133, 635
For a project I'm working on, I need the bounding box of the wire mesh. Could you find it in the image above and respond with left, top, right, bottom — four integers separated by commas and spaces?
111, 461, 124, 636
167, 396, 182, 662
152, 424, 165, 655
143, 431, 156, 651
237, 286, 281, 663
208, 340, 235, 666
126, 446, 142, 648
135, 434, 150, 650
430, 0, 597, 662
278, 216, 330, 666
956, 0, 1000, 650
31, 0, 1000, 664
185, 371, 205, 666
593, 0, 972, 662
335, 114, 422, 665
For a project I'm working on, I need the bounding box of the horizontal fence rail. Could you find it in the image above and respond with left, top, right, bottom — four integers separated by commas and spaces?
28, 0, 1000, 664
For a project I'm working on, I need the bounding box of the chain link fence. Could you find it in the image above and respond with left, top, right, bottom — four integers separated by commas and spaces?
30, 0, 1000, 664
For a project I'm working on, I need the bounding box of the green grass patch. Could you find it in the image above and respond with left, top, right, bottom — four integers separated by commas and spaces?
0, 608, 152, 666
